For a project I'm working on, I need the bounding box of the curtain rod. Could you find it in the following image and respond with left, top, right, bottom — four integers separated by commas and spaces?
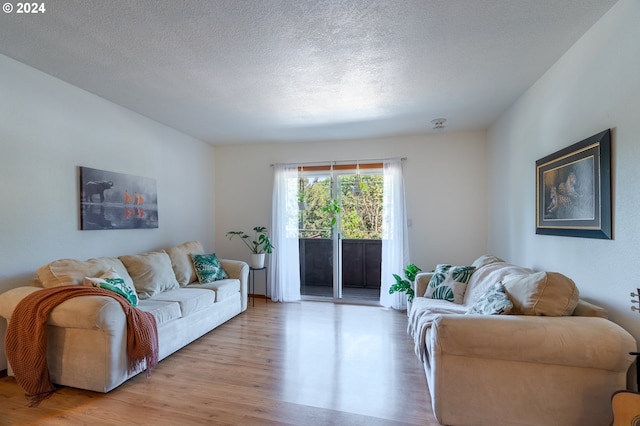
271, 157, 406, 167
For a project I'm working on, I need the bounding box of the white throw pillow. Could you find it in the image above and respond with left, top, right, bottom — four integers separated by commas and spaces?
466, 282, 513, 315
83, 267, 139, 306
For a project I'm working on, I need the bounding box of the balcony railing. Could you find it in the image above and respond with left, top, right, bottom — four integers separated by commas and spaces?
299, 238, 381, 300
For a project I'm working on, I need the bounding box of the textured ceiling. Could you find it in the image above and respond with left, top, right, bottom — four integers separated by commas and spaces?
0, 0, 618, 145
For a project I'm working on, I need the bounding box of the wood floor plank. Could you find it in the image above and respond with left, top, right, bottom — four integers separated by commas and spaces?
0, 301, 439, 425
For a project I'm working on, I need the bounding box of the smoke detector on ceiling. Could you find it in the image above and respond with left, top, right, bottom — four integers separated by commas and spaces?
431, 118, 447, 130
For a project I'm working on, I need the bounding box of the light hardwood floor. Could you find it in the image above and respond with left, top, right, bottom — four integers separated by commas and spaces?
0, 300, 439, 425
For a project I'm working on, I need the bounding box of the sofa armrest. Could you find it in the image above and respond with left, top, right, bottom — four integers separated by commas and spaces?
0, 286, 127, 330
430, 314, 636, 371
220, 259, 248, 281
573, 299, 608, 318
220, 259, 249, 311
0, 287, 41, 320
415, 272, 434, 298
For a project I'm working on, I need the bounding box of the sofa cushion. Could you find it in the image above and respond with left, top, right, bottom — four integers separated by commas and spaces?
165, 241, 205, 286
119, 251, 179, 299
82, 268, 139, 307
186, 278, 240, 302
151, 288, 215, 316
37, 257, 134, 289
466, 282, 513, 315
428, 265, 475, 304
471, 254, 505, 269
192, 253, 229, 283
136, 299, 182, 326
503, 271, 579, 316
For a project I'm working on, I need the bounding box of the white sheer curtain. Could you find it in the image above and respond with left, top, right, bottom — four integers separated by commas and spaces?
379, 158, 410, 309
269, 164, 301, 302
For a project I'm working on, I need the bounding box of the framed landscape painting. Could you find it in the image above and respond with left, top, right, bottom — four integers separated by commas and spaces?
80, 167, 158, 230
535, 129, 611, 239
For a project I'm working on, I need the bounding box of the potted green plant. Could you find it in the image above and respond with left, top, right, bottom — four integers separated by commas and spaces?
322, 198, 341, 227
297, 176, 307, 210
226, 226, 274, 268
297, 191, 307, 210
389, 263, 422, 311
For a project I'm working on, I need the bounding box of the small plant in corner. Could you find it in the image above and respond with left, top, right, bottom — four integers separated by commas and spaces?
389, 263, 422, 302
226, 226, 274, 254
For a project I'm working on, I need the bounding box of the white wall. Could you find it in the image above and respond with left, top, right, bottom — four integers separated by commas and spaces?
214, 131, 488, 295
0, 54, 216, 369
487, 0, 640, 342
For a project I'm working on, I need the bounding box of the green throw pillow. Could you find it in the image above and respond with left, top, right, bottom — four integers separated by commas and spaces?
83, 268, 139, 306
428, 265, 476, 303
192, 253, 228, 283
425, 264, 451, 297
466, 282, 513, 315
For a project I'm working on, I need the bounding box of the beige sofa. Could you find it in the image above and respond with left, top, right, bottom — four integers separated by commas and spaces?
0, 241, 248, 393
408, 255, 636, 426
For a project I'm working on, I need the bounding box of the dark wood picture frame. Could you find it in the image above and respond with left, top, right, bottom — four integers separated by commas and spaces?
536, 129, 611, 239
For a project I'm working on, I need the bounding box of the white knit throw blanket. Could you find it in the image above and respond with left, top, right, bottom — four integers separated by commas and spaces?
407, 302, 438, 362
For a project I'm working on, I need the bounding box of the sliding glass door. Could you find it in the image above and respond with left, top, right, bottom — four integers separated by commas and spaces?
298, 165, 383, 302
298, 171, 335, 298
338, 172, 382, 301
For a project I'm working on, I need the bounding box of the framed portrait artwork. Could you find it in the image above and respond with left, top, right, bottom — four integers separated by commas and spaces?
535, 129, 611, 239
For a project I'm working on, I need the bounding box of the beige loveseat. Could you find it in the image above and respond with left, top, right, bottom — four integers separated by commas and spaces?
408, 255, 636, 426
0, 241, 248, 393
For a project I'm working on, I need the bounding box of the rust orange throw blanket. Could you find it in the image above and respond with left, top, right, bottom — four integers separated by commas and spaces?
5, 286, 158, 407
